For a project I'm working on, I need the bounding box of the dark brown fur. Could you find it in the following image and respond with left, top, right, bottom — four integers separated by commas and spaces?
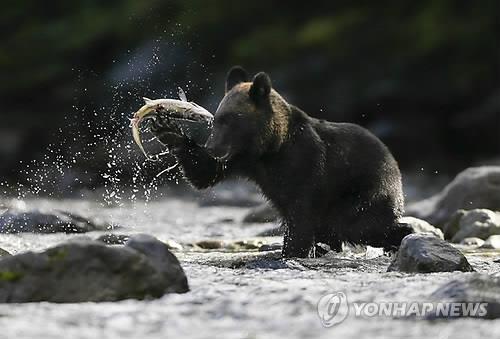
152, 66, 412, 257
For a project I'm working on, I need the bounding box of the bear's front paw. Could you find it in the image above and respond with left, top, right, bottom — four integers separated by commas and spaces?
149, 115, 186, 147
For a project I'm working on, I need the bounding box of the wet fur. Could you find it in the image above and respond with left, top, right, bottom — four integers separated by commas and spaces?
156, 67, 412, 258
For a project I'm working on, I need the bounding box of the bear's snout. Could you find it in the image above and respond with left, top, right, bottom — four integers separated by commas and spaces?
205, 134, 231, 160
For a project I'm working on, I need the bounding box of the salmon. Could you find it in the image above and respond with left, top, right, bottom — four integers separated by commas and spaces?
130, 88, 213, 159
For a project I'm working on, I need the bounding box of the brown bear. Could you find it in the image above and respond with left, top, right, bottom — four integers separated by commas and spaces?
150, 66, 412, 258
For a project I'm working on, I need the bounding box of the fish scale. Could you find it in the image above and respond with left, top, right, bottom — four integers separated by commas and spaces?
131, 89, 214, 159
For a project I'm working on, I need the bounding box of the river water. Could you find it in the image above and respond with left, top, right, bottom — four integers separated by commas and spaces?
0, 197, 499, 339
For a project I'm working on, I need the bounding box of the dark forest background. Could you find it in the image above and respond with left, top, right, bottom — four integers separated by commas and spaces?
0, 0, 499, 196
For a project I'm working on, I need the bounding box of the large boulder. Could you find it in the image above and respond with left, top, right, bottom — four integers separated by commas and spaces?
406, 166, 500, 226
0, 235, 188, 303
0, 209, 114, 233
443, 209, 500, 242
398, 216, 444, 239
428, 273, 500, 319
387, 233, 474, 273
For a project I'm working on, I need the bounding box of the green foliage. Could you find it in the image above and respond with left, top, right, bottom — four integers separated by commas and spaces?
0, 0, 498, 179
2, 1, 496, 100
0, 0, 158, 94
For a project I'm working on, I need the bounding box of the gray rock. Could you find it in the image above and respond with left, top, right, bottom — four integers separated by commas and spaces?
480, 235, 500, 249
226, 240, 262, 250
0, 209, 115, 234
443, 209, 467, 240
0, 248, 10, 257
259, 243, 282, 252
429, 273, 500, 319
460, 237, 485, 246
0, 235, 188, 302
164, 239, 183, 251
406, 166, 500, 226
398, 216, 444, 239
125, 234, 189, 293
97, 234, 130, 245
243, 204, 279, 223
444, 209, 500, 242
195, 240, 224, 249
387, 233, 474, 273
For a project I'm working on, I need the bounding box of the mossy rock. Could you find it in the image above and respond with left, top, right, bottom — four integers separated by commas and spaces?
0, 271, 22, 282
0, 234, 188, 303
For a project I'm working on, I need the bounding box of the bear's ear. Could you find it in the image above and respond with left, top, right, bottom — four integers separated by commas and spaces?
249, 72, 271, 103
225, 66, 248, 93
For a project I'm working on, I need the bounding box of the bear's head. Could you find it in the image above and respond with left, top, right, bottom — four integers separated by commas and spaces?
205, 66, 290, 161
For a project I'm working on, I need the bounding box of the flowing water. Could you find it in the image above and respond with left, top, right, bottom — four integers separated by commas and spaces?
0, 197, 499, 339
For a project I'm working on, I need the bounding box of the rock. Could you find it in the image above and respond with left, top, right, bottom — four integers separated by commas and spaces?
387, 233, 474, 273
195, 240, 224, 250
406, 166, 500, 226
0, 235, 188, 302
0, 209, 115, 234
314, 242, 332, 257
398, 216, 444, 239
125, 234, 189, 293
227, 240, 262, 250
98, 234, 183, 251
96, 234, 130, 245
480, 235, 500, 249
242, 204, 279, 223
192, 239, 266, 251
164, 239, 183, 251
442, 209, 467, 240
259, 243, 282, 252
428, 273, 500, 319
0, 248, 10, 257
216, 217, 235, 223
460, 237, 485, 246
443, 209, 500, 242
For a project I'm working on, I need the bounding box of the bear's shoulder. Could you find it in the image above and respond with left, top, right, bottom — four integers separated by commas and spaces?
310, 119, 379, 144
